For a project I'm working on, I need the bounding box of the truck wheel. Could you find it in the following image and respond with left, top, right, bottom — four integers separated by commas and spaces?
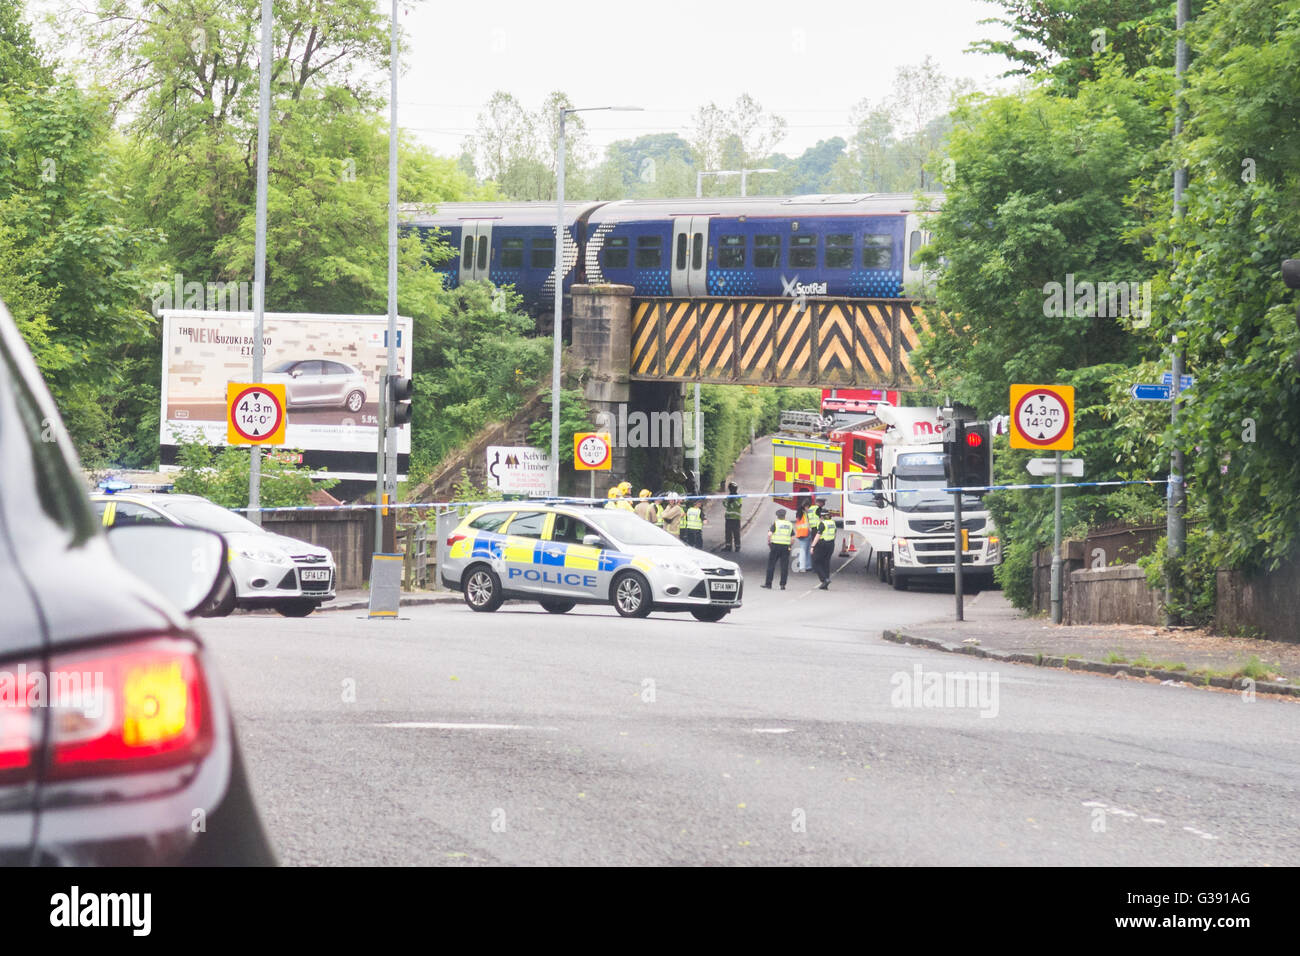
611, 571, 652, 618
463, 564, 504, 612
890, 562, 909, 591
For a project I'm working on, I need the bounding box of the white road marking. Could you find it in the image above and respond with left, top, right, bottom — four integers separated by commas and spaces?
376, 722, 557, 730
753, 728, 793, 734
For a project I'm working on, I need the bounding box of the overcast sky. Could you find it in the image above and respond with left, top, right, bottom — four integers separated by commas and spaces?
398, 0, 1019, 161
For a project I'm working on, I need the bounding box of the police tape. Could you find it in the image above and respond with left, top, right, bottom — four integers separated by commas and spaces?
231, 479, 1172, 514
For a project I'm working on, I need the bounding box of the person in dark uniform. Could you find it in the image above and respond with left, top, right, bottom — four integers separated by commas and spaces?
812, 506, 836, 589
762, 508, 794, 590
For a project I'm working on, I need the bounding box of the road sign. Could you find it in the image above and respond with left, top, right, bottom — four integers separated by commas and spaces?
1160, 373, 1194, 389
1027, 458, 1084, 478
1009, 384, 1075, 451
226, 383, 286, 445
573, 432, 612, 471
486, 446, 550, 495
1130, 383, 1172, 401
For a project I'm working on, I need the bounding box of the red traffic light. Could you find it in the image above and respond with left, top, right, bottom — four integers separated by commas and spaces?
965, 432, 983, 447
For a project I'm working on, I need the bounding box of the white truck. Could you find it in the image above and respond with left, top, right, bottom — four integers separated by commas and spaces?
840, 406, 1001, 591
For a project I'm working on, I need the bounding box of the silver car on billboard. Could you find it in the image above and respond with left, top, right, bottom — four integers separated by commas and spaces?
441, 503, 742, 621
263, 358, 368, 412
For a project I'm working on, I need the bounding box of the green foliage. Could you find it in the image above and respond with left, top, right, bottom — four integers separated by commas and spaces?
697, 385, 819, 490
450, 468, 503, 511
526, 388, 591, 470
1138, 528, 1218, 627
171, 437, 337, 509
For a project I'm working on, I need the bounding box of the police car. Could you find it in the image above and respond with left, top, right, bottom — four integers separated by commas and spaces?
441, 503, 742, 621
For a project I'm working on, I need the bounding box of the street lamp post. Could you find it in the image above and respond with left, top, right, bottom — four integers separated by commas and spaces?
550, 105, 642, 497
696, 167, 778, 198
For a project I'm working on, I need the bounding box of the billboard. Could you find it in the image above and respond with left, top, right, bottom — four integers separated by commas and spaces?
159, 310, 413, 465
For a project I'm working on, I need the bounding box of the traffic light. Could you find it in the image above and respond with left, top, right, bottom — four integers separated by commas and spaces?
387, 375, 413, 427
945, 421, 991, 490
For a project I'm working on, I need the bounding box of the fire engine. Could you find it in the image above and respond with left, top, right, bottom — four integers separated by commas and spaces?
771, 389, 898, 515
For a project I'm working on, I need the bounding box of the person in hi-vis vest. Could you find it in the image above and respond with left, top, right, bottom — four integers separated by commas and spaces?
762, 509, 794, 589
683, 500, 705, 548
812, 507, 836, 589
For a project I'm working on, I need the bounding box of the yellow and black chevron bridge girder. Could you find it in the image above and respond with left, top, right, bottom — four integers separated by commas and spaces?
629, 297, 925, 387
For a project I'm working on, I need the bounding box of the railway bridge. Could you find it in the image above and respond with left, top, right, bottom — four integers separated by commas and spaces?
568, 284, 928, 485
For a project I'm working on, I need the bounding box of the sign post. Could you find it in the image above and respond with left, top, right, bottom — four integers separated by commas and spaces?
1010, 384, 1076, 624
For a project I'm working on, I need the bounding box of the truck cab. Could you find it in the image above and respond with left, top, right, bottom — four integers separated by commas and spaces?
841, 406, 1001, 590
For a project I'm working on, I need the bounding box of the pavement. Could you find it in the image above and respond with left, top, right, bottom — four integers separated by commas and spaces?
884, 592, 1300, 698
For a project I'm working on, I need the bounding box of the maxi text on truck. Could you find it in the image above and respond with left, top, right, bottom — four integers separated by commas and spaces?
841, 405, 1001, 591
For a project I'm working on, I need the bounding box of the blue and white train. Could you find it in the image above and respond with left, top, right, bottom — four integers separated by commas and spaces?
406, 193, 940, 314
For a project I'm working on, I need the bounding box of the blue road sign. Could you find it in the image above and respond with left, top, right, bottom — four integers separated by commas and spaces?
1130, 383, 1172, 401
1160, 373, 1194, 389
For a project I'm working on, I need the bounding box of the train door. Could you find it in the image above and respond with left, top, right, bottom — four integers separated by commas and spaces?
671, 216, 709, 296
901, 213, 930, 291
457, 220, 494, 285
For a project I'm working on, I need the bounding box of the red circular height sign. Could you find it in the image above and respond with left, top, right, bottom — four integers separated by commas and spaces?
1010, 385, 1073, 450
229, 385, 285, 443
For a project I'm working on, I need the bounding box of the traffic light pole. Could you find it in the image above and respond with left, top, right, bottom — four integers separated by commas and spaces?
953, 489, 964, 622
1051, 450, 1063, 624
375, 380, 387, 556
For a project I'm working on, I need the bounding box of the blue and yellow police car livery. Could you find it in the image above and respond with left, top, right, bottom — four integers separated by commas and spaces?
441, 504, 742, 622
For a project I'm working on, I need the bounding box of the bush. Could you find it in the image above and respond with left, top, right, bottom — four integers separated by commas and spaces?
172, 437, 336, 509
1138, 528, 1218, 627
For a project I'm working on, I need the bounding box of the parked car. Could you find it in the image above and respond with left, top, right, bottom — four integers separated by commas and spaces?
262, 358, 367, 412
442, 503, 743, 621
0, 298, 276, 865
90, 492, 336, 617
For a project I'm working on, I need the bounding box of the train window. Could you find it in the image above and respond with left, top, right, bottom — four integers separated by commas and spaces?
531, 238, 554, 270
691, 233, 704, 270
477, 235, 488, 270
461, 235, 474, 268
675, 233, 688, 270
636, 236, 663, 269
501, 238, 525, 268
863, 234, 893, 269
825, 234, 853, 269
790, 234, 817, 268
908, 230, 922, 270
718, 235, 746, 268
753, 235, 781, 268
604, 236, 629, 269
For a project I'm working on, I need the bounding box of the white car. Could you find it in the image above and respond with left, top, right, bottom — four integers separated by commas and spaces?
91, 492, 336, 617
263, 358, 368, 412
441, 503, 742, 621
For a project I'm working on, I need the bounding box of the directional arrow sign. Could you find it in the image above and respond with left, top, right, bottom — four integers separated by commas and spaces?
1027, 458, 1084, 478
1130, 383, 1172, 401
1160, 373, 1195, 389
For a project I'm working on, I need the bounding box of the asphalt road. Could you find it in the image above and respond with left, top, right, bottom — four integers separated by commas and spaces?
198, 507, 1300, 865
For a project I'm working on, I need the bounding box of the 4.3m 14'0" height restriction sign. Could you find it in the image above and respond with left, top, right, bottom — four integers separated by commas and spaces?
1009, 384, 1074, 451
227, 382, 287, 446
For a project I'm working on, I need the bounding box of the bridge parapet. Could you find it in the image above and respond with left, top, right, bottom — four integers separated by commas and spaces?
629, 297, 927, 388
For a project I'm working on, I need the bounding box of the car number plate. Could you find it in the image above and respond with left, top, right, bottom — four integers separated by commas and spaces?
710, 580, 738, 592
934, 567, 954, 574
301, 569, 330, 581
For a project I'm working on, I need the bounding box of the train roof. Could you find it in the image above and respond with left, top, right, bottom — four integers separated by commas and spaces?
402, 201, 608, 227
586, 193, 943, 223
402, 194, 943, 228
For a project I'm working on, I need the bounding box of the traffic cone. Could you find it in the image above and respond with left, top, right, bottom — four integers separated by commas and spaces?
840, 533, 856, 557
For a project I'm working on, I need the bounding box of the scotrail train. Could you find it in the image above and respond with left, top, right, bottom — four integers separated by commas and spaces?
405, 193, 940, 314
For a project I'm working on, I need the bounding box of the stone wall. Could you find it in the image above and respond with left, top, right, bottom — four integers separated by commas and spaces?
1216, 557, 1300, 642
1066, 565, 1164, 626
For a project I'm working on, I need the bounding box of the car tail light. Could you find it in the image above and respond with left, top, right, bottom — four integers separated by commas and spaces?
446, 532, 466, 548
0, 637, 213, 784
